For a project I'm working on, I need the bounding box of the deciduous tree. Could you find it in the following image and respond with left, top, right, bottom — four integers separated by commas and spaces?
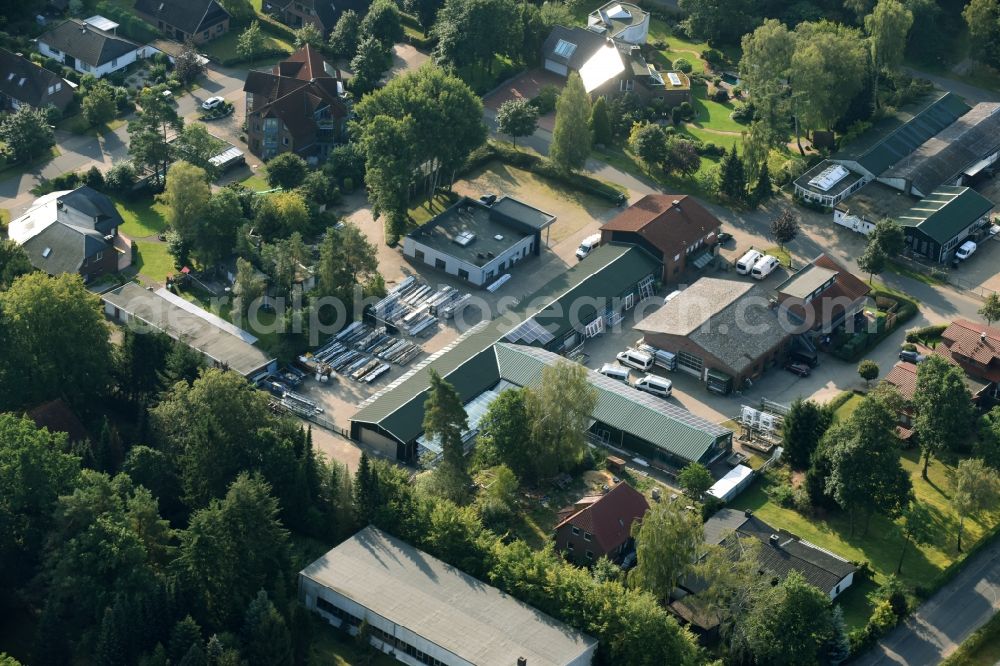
739, 20, 794, 143
866, 0, 914, 110
629, 502, 703, 600
128, 88, 183, 184
172, 124, 226, 180
914, 355, 975, 477
524, 360, 598, 480
0, 240, 33, 290
952, 458, 1000, 552
495, 98, 539, 146
83, 79, 118, 126
293, 22, 324, 48
174, 43, 207, 86
769, 209, 799, 250
475, 387, 534, 480
979, 293, 1000, 325
897, 501, 934, 573
360, 0, 404, 46
858, 240, 887, 285
265, 152, 308, 190
629, 122, 667, 168
858, 359, 880, 386
328, 9, 362, 57
0, 105, 54, 162
870, 218, 906, 255
236, 20, 264, 68
161, 161, 211, 247
792, 22, 868, 135
590, 96, 613, 146
964, 0, 1000, 69
677, 462, 713, 500
741, 571, 835, 666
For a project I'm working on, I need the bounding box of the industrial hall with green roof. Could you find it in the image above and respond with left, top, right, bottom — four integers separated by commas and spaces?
350, 242, 733, 470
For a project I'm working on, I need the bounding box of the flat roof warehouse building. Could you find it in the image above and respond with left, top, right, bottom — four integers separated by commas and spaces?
403, 196, 556, 288
299, 526, 598, 666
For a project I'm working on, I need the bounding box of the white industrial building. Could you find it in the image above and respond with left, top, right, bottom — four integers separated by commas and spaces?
299, 526, 599, 666
403, 196, 555, 288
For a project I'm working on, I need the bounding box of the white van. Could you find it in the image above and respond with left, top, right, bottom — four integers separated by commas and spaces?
599, 363, 630, 382
576, 234, 602, 260
956, 240, 977, 260
736, 249, 763, 275
750, 255, 779, 280
635, 375, 672, 398
616, 349, 654, 371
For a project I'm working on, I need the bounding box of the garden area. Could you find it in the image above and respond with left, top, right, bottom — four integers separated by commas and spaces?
731, 447, 1000, 630
830, 285, 919, 361
202, 27, 294, 66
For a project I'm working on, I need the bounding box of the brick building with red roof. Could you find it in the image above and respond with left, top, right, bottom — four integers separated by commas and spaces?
243, 44, 348, 162
775, 253, 871, 335
600, 194, 722, 283
554, 481, 649, 566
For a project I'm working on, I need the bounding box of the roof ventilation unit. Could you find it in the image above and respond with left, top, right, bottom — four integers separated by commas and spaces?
454, 231, 476, 247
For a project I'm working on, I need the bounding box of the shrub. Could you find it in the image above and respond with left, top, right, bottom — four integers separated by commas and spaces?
529, 85, 560, 115
731, 101, 755, 123
677, 101, 694, 121
703, 48, 724, 66
766, 481, 795, 508
342, 177, 354, 193
711, 88, 729, 103
104, 161, 136, 194
83, 165, 105, 190
673, 58, 693, 73
905, 323, 947, 344
712, 76, 722, 86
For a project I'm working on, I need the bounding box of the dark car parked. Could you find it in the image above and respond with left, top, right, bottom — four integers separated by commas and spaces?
899, 349, 926, 364
785, 362, 812, 377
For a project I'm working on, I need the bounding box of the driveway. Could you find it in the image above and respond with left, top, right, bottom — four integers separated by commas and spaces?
855, 536, 1000, 665
0, 61, 250, 219
483, 68, 563, 132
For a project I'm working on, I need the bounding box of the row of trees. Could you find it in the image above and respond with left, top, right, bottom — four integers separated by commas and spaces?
739, 1, 913, 154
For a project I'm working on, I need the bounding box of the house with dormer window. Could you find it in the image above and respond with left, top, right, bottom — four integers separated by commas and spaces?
243, 45, 348, 162
0, 49, 74, 113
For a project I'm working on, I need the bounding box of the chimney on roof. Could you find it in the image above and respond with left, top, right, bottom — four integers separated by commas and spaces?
744, 509, 753, 518
769, 534, 780, 547
518, 658, 527, 666
982, 332, 988, 343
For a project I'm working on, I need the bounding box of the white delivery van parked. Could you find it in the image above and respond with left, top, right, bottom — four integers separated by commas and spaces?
635, 375, 672, 398
956, 240, 977, 260
750, 255, 779, 280
736, 249, 763, 275
576, 233, 602, 260
599, 364, 630, 382
617, 349, 654, 371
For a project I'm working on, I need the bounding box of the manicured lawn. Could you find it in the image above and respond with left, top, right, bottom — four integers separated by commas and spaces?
133, 240, 175, 283
764, 245, 792, 268
457, 54, 518, 95
729, 448, 1000, 628
203, 29, 293, 62
888, 258, 946, 286
240, 167, 271, 192
689, 84, 747, 133
677, 125, 743, 152
943, 610, 1000, 666
832, 393, 863, 423
114, 197, 170, 237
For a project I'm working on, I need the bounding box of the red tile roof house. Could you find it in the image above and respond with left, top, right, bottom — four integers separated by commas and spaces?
935, 319, 1000, 401
600, 194, 722, 284
554, 481, 649, 566
884, 338, 992, 441
775, 253, 871, 336
243, 44, 348, 163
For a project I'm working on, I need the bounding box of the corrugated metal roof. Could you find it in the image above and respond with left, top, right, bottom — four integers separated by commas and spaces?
495, 344, 730, 463
898, 186, 994, 244
351, 244, 661, 443
834, 92, 970, 176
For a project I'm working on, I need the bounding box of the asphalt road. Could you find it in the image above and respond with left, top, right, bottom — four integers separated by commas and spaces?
854, 536, 1000, 665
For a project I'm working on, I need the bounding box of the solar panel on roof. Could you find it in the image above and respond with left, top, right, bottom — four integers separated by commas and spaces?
504, 318, 555, 345
667, 72, 682, 86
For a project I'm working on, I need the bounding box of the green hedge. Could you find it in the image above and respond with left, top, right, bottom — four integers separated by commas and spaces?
258, 14, 297, 42
465, 141, 626, 203
216, 46, 290, 67
831, 288, 918, 362
95, 1, 160, 42
905, 323, 948, 344
826, 390, 855, 413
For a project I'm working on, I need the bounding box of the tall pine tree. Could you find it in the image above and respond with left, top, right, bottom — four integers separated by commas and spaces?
423, 370, 471, 503
717, 147, 747, 202
752, 160, 773, 205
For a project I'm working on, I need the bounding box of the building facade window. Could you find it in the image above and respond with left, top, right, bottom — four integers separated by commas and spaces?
583, 532, 592, 542
586, 550, 594, 560
571, 526, 580, 535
